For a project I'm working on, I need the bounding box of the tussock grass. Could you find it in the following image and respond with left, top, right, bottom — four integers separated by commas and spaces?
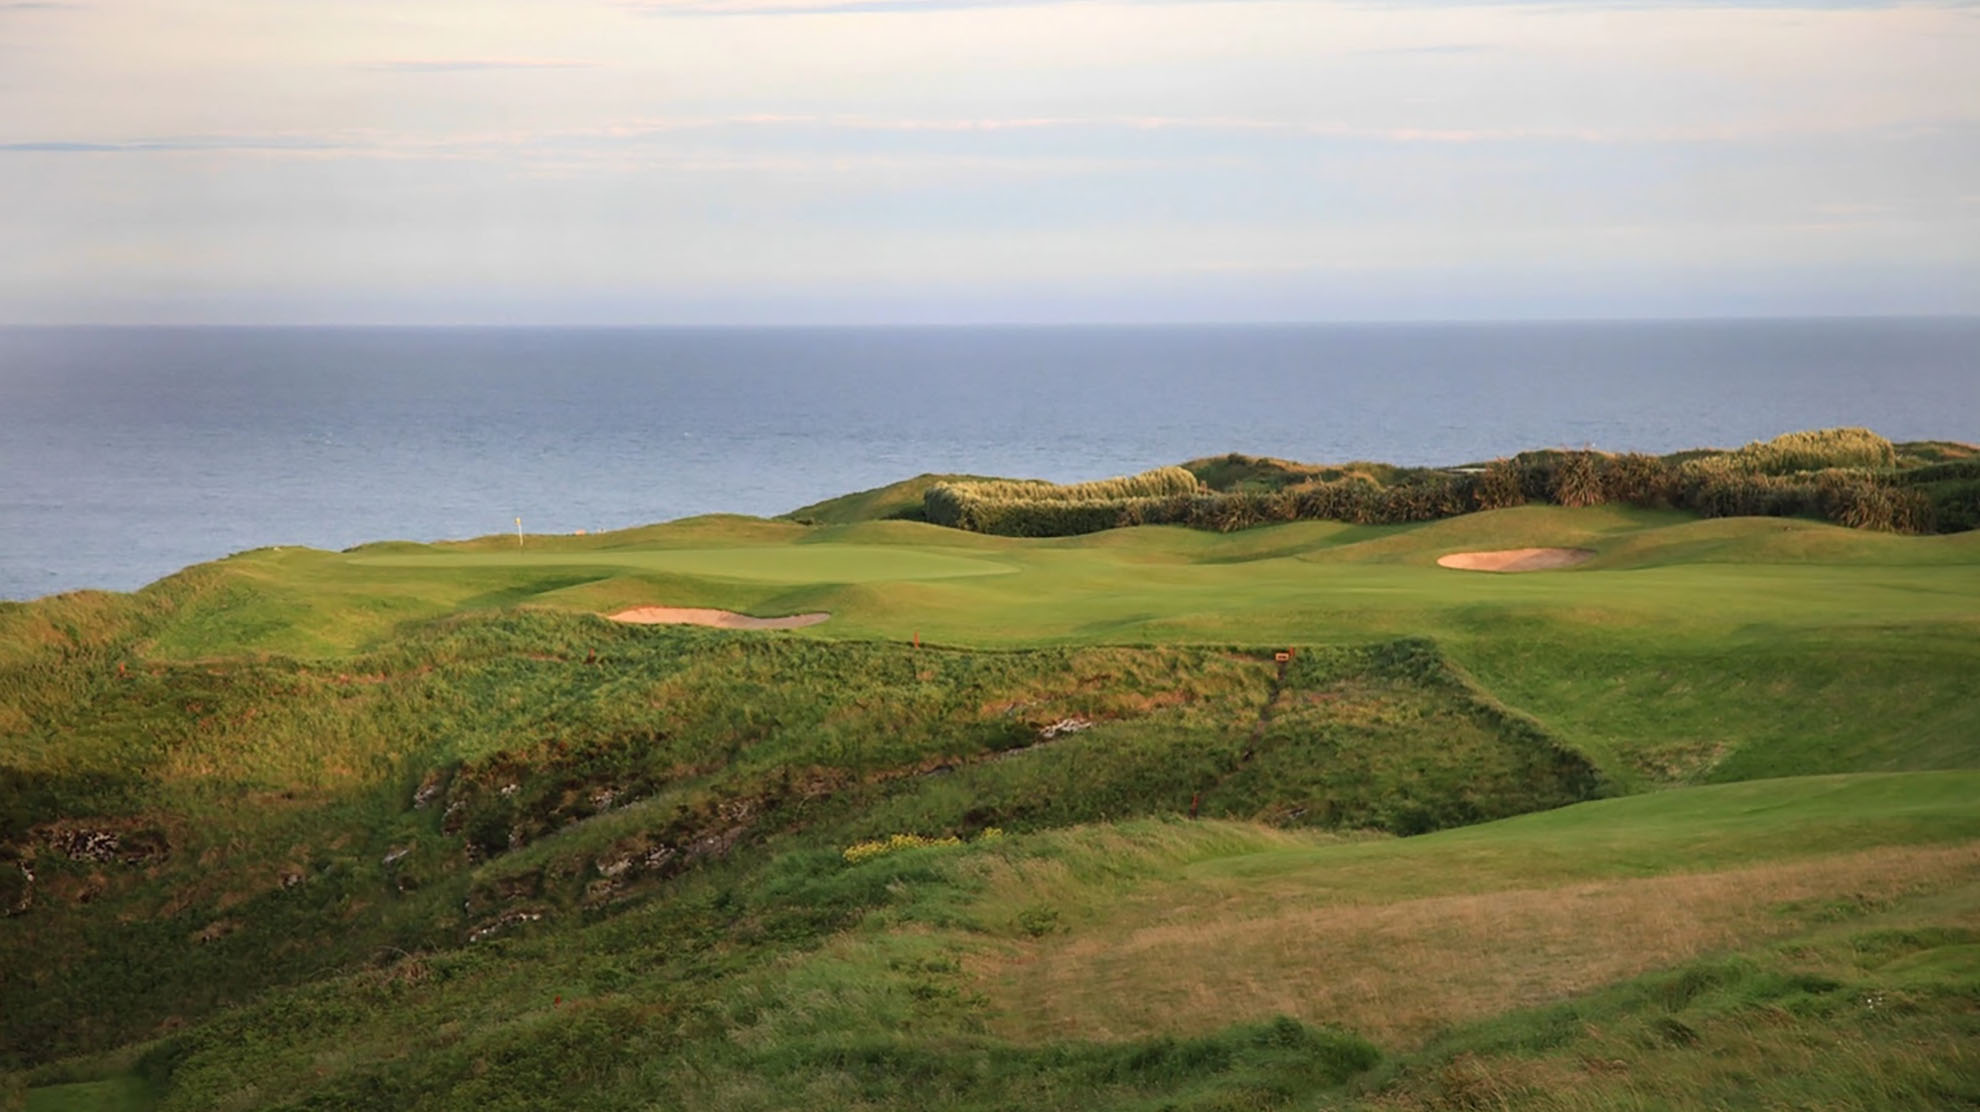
11, 774, 1978, 1110
910, 429, 1972, 538
924, 468, 1204, 535
933, 467, 1203, 506
1687, 426, 1899, 476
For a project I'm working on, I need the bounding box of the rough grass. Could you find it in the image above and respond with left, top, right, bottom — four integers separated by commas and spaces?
19, 775, 1964, 1110
0, 620, 1599, 1068
931, 467, 1203, 506
980, 842, 1979, 1047
5, 464, 1979, 1110
779, 473, 1008, 525
1684, 426, 1899, 476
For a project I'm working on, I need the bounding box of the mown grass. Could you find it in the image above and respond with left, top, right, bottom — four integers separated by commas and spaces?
4, 451, 1978, 1110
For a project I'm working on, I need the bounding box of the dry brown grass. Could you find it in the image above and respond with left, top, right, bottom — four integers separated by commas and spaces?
974, 842, 1980, 1049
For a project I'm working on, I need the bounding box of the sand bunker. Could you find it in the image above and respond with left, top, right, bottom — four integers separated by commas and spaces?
606, 606, 830, 630
1436, 547, 1594, 573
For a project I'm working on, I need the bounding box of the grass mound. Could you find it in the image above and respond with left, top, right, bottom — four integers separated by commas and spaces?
781, 473, 1009, 526
0, 616, 1597, 1068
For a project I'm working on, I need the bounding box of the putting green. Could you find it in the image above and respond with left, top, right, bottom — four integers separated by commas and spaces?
344, 543, 1016, 584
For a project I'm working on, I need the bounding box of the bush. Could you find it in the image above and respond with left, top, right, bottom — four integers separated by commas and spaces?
1551, 452, 1605, 508
920, 432, 1952, 539
841, 832, 963, 864
1600, 453, 1681, 507
1470, 461, 1525, 511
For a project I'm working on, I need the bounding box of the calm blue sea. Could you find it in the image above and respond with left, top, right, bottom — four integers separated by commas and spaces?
2, 320, 1976, 601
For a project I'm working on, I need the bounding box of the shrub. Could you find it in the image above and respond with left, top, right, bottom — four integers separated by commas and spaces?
921, 431, 1949, 538
1599, 452, 1681, 507
1470, 460, 1525, 511
1551, 452, 1606, 508
842, 831, 983, 864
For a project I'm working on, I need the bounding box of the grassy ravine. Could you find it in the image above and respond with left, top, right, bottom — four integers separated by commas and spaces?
5, 446, 1980, 1109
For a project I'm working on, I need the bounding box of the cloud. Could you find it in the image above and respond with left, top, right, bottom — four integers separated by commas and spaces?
625, 0, 1930, 14
8, 112, 1963, 162
362, 59, 598, 72
0, 141, 119, 151
0, 135, 349, 153
1348, 43, 1491, 57
627, 0, 1063, 13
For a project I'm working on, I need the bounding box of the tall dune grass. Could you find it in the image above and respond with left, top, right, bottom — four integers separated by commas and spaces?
925, 467, 1202, 535
1687, 427, 1898, 477
921, 430, 1962, 538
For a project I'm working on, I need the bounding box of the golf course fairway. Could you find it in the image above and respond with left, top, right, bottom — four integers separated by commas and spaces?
4, 493, 1977, 1110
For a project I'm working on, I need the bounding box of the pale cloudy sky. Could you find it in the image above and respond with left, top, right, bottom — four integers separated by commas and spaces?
1, 0, 1975, 322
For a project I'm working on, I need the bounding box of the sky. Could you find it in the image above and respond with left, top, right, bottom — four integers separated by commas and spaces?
0, 0, 1976, 323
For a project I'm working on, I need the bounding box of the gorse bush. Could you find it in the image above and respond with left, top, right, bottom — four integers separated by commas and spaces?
922, 429, 1965, 538
841, 828, 1003, 863
841, 832, 963, 864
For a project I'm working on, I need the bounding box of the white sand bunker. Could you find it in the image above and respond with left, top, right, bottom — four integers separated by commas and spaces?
607, 606, 830, 629
1436, 547, 1595, 573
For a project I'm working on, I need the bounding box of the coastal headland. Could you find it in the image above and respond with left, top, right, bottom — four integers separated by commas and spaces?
4, 428, 1978, 1110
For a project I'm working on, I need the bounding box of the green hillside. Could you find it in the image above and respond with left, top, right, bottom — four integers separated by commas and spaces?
781, 473, 1009, 525
5, 439, 1979, 1110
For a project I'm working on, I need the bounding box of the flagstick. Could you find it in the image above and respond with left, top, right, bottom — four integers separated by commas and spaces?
516, 517, 524, 550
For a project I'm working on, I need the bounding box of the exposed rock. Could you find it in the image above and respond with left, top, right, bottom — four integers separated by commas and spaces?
1038, 716, 1093, 740
412, 769, 447, 810
468, 907, 544, 943
39, 823, 170, 866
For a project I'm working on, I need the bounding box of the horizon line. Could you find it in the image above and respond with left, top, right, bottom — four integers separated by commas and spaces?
4, 311, 1978, 330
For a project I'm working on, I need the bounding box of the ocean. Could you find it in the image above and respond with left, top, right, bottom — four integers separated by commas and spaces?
2, 319, 1976, 601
